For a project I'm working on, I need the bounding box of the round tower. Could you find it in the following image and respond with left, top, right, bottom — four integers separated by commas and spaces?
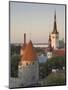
19, 40, 39, 86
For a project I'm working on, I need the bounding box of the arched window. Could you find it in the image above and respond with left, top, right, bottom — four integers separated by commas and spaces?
26, 62, 28, 65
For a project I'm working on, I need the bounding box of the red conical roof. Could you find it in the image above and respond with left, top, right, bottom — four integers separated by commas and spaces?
23, 40, 37, 61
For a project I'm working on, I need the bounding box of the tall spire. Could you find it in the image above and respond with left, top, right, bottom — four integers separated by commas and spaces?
54, 10, 56, 22
52, 10, 58, 34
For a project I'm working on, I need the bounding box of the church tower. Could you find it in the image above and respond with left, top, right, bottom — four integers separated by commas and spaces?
47, 34, 53, 59
19, 40, 39, 86
51, 11, 59, 49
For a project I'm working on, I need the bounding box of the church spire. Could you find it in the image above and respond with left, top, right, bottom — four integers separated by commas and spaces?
52, 10, 58, 34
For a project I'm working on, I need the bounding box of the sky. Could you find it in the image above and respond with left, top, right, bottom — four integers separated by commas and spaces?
10, 2, 65, 44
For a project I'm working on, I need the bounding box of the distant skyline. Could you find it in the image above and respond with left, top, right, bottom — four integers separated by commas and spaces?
10, 2, 65, 43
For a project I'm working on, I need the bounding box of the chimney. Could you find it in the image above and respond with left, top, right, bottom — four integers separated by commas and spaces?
24, 33, 26, 44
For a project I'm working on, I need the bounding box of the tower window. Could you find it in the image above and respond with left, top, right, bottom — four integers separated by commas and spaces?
26, 63, 28, 65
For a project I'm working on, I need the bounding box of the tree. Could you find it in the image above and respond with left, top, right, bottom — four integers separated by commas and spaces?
11, 54, 20, 77
11, 44, 20, 55
39, 62, 52, 79
41, 72, 65, 86
39, 56, 65, 79
47, 56, 65, 70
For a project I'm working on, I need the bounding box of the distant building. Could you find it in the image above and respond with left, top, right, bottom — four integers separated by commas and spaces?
50, 11, 59, 49
19, 40, 39, 86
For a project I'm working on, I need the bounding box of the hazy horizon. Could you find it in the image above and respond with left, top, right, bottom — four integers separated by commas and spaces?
10, 2, 65, 44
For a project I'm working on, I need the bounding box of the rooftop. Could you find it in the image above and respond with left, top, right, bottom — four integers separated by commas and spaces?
23, 40, 37, 61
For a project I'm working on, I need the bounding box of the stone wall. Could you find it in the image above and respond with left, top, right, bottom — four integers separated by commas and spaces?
9, 60, 39, 88
18, 60, 39, 86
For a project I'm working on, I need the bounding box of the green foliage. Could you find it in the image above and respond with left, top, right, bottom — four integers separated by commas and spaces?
47, 56, 65, 69
39, 56, 65, 79
11, 54, 20, 77
40, 72, 65, 86
39, 62, 51, 79
11, 44, 20, 55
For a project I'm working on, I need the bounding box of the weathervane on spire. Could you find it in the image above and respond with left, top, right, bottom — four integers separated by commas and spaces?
52, 9, 58, 34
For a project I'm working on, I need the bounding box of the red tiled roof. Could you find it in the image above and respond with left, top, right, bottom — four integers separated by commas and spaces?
23, 40, 37, 61
53, 49, 65, 56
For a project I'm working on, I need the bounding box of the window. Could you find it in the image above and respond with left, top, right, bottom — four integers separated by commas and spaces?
32, 62, 34, 64
26, 63, 28, 65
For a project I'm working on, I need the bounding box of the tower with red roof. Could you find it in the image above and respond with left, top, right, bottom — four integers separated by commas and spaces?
19, 39, 39, 86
